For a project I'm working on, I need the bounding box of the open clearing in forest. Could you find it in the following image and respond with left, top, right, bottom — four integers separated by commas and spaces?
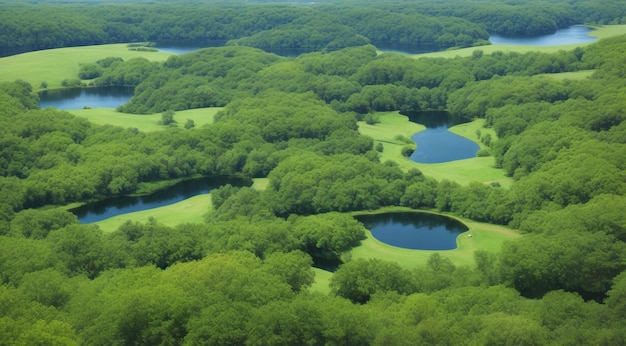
0, 43, 174, 89
347, 209, 519, 269
310, 209, 519, 293
417, 24, 626, 59
69, 107, 221, 132
358, 112, 513, 186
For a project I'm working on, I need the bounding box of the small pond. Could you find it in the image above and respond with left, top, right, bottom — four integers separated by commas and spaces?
70, 176, 252, 223
489, 25, 597, 46
404, 110, 480, 163
39, 86, 134, 110
355, 212, 468, 250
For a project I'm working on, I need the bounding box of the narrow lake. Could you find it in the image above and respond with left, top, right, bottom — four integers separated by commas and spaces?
404, 111, 479, 163
489, 25, 597, 46
70, 176, 252, 223
355, 212, 468, 250
39, 86, 134, 110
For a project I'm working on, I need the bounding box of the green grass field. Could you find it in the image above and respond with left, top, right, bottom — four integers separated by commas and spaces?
310, 268, 333, 294
0, 43, 174, 89
68, 107, 221, 132
358, 112, 513, 186
416, 24, 626, 59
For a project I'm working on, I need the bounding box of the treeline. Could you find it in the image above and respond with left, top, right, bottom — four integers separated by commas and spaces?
100, 44, 588, 114
361, 0, 626, 35
2, 0, 624, 55
0, 2, 486, 54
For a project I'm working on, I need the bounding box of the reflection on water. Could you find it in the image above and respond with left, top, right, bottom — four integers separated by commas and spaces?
355, 212, 468, 250
489, 25, 597, 46
402, 111, 480, 163
39, 86, 134, 110
71, 176, 252, 223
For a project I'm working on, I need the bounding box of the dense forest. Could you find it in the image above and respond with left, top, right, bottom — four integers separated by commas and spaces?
2, 0, 626, 345
1, 0, 626, 55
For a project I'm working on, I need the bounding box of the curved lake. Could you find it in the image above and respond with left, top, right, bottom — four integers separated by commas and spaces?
489, 25, 597, 46
70, 176, 252, 223
355, 212, 468, 250
404, 111, 480, 163
39, 86, 134, 110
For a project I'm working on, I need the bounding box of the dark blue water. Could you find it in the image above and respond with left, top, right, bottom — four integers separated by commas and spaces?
39, 86, 134, 110
404, 111, 480, 163
355, 212, 468, 250
70, 176, 252, 223
489, 25, 597, 46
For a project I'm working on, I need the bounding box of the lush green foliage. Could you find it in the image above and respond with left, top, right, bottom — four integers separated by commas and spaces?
2, 1, 626, 344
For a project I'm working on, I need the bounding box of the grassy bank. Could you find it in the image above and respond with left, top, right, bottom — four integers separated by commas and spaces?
358, 112, 512, 186
0, 43, 174, 89
93, 194, 213, 234
92, 177, 267, 233
68, 107, 221, 132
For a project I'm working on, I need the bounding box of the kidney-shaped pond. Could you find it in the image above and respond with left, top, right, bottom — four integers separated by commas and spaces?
404, 111, 480, 163
355, 212, 469, 250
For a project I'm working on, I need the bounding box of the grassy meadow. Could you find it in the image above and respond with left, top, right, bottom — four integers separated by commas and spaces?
68, 107, 221, 132
0, 43, 174, 90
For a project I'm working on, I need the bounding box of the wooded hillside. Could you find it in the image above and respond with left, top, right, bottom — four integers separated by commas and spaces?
1, 1, 626, 344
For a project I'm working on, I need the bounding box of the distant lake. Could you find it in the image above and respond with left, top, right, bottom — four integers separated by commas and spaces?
39, 86, 134, 110
156, 40, 227, 54
376, 42, 448, 54
157, 40, 328, 57
489, 25, 597, 46
355, 212, 468, 250
404, 111, 479, 163
70, 176, 252, 223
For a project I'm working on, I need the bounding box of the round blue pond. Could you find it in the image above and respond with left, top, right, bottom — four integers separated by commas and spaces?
355, 212, 468, 250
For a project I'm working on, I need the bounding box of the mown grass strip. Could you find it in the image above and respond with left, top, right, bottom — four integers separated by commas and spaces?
68, 107, 221, 132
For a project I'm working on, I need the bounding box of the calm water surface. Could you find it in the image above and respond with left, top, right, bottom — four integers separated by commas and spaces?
39, 86, 134, 110
356, 212, 468, 250
71, 176, 251, 223
489, 25, 597, 46
404, 111, 480, 163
